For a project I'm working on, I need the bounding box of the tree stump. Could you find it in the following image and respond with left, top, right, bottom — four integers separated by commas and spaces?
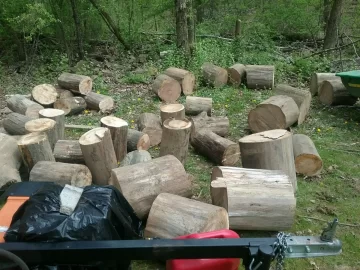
245, 65, 275, 89
127, 129, 150, 152
100, 116, 128, 162
319, 80, 357, 106
54, 97, 87, 115
120, 150, 152, 167
160, 118, 192, 164
248, 95, 299, 133
85, 92, 114, 113
57, 73, 92, 95
293, 134, 323, 176
275, 84, 312, 125
54, 140, 84, 164
164, 67, 196, 95
39, 108, 65, 140
160, 103, 185, 123
137, 113, 162, 146
31, 84, 58, 107
309, 72, 338, 96
185, 96, 212, 116
25, 118, 58, 150
17, 132, 55, 171
152, 74, 181, 103
201, 62, 228, 88
239, 129, 297, 193
79, 127, 117, 185
0, 134, 22, 185
3, 113, 31, 135
190, 111, 229, 137
227, 64, 246, 86
191, 129, 240, 166
144, 193, 229, 238
109, 155, 191, 219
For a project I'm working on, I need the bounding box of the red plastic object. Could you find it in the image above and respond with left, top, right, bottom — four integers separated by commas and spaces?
166, 230, 241, 270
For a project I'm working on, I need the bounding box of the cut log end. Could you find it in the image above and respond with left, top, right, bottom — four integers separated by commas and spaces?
57, 73, 93, 95
152, 74, 181, 102
164, 118, 191, 129
319, 80, 357, 106
137, 133, 150, 150
79, 127, 109, 145
18, 132, 46, 146
100, 116, 128, 128
222, 145, 241, 166
228, 64, 246, 86
160, 103, 184, 113
295, 154, 323, 176
248, 104, 286, 131
32, 84, 58, 106
25, 118, 56, 133
39, 108, 65, 118
164, 67, 196, 95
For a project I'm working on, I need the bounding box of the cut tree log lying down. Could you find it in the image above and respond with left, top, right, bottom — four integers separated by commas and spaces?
85, 92, 114, 113
202, 62, 228, 88
0, 133, 22, 186
57, 72, 93, 95
190, 111, 229, 137
3, 113, 31, 135
318, 80, 358, 106
245, 65, 275, 89
54, 140, 85, 164
152, 74, 181, 103
160, 103, 185, 123
137, 113, 162, 146
227, 64, 246, 86
6, 95, 43, 115
127, 129, 150, 152
54, 97, 87, 116
164, 67, 196, 95
309, 72, 338, 96
185, 96, 212, 116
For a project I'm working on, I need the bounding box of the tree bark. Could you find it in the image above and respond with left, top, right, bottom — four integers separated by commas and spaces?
54, 97, 87, 115
175, 0, 189, 54
323, 0, 332, 31
185, 96, 212, 116
323, 0, 344, 49
137, 113, 162, 146
120, 150, 152, 167
319, 80, 357, 106
309, 72, 339, 96
55, 86, 75, 99
201, 63, 228, 88
31, 84, 58, 107
6, 95, 43, 116
245, 65, 275, 89
85, 92, 114, 113
57, 73, 92, 95
164, 67, 196, 95
160, 103, 185, 123
69, 0, 84, 60
25, 118, 58, 150
152, 74, 181, 103
127, 129, 150, 152
227, 64, 245, 86
187, 0, 195, 54
39, 108, 65, 140
3, 113, 31, 135
190, 111, 229, 137
54, 140, 85, 164
0, 134, 22, 186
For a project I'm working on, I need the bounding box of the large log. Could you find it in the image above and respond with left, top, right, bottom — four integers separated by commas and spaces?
239, 129, 297, 193
120, 150, 152, 167
0, 134, 22, 186
275, 84, 312, 125
159, 118, 192, 164
319, 80, 357, 106
57, 72, 92, 95
109, 155, 192, 219
31, 84, 58, 107
160, 103, 185, 123
201, 63, 228, 88
25, 118, 57, 150
29, 161, 92, 187
144, 193, 229, 238
79, 127, 117, 185
39, 108, 65, 140
248, 95, 299, 133
85, 92, 114, 113
227, 64, 246, 86
54, 140, 84, 164
54, 97, 87, 116
152, 74, 181, 103
100, 116, 128, 162
190, 111, 229, 137
245, 65, 275, 89
17, 132, 55, 171
185, 96, 212, 116
309, 72, 338, 96
137, 113, 162, 146
191, 129, 240, 166
3, 113, 31, 135
164, 67, 196, 95
293, 134, 323, 176
127, 129, 150, 152
6, 95, 43, 115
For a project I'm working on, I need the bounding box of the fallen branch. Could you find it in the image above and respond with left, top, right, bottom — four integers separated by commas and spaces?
303, 38, 360, 58
140, 32, 234, 41
298, 215, 360, 228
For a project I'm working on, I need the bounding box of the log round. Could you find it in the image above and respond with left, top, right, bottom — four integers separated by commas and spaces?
318, 80, 358, 106
31, 84, 58, 107
120, 150, 152, 167
227, 64, 246, 86
248, 95, 299, 133
127, 129, 150, 152
54, 140, 84, 164
54, 97, 87, 116
79, 127, 118, 185
57, 72, 92, 95
17, 132, 55, 171
159, 118, 192, 164
85, 92, 114, 113
144, 193, 229, 238
201, 63, 228, 88
293, 134, 323, 176
245, 65, 275, 89
239, 129, 297, 193
0, 134, 22, 185
190, 111, 229, 138
152, 74, 181, 102
164, 67, 196, 95
109, 155, 192, 219
3, 113, 31, 135
160, 103, 185, 123
25, 118, 57, 150
6, 95, 42, 115
309, 72, 338, 96
137, 113, 162, 147
39, 108, 65, 140
185, 96, 212, 116
29, 161, 92, 187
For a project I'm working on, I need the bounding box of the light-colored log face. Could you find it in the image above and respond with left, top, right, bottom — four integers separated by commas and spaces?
101, 116, 128, 127
319, 80, 357, 106
25, 118, 56, 132
295, 154, 323, 175
39, 108, 65, 118
248, 104, 286, 131
58, 73, 92, 94
18, 132, 47, 145
222, 145, 241, 165
32, 84, 58, 105
240, 129, 289, 143
79, 127, 109, 145
160, 103, 184, 113
164, 119, 192, 129
309, 73, 338, 96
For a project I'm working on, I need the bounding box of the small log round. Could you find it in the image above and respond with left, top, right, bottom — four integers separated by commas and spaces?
39, 108, 65, 140
0, 134, 22, 185
31, 84, 58, 107
137, 113, 162, 147
57, 72, 92, 95
245, 65, 275, 89
120, 150, 152, 167
160, 118, 192, 164
201, 62, 228, 88
85, 92, 114, 113
227, 64, 246, 86
319, 80, 357, 106
160, 103, 185, 123
190, 111, 229, 138
54, 140, 84, 164
25, 118, 57, 150
79, 127, 117, 185
127, 129, 150, 152
3, 113, 31, 135
185, 96, 212, 116
164, 67, 196, 95
7, 95, 43, 115
152, 74, 181, 103
309, 72, 338, 96
54, 97, 87, 116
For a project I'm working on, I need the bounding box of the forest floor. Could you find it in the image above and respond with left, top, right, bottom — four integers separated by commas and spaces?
1, 53, 360, 270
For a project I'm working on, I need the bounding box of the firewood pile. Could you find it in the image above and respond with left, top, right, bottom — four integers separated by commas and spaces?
0, 65, 326, 237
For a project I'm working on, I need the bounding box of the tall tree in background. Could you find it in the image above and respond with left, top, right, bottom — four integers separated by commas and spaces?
69, 0, 84, 60
323, 0, 332, 32
323, 0, 344, 49
175, 0, 189, 55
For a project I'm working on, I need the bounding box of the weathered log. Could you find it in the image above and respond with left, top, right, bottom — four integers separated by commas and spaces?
159, 118, 192, 164
127, 129, 150, 152
191, 129, 240, 166
0, 134, 22, 185
309, 72, 338, 96
245, 65, 275, 89
57, 72, 92, 95
54, 140, 84, 164
275, 84, 312, 125
54, 97, 87, 115
6, 95, 44, 116
293, 134, 323, 176
39, 108, 65, 140
185, 96, 212, 116
3, 113, 31, 135
17, 132, 55, 171
190, 111, 229, 137
164, 67, 196, 95
152, 74, 181, 102
29, 161, 92, 187
227, 64, 246, 86
109, 155, 192, 219
239, 129, 297, 193
160, 103, 185, 123
201, 62, 228, 88
85, 92, 114, 113
25, 118, 57, 150
319, 80, 357, 106
31, 84, 58, 107
120, 150, 152, 167
79, 127, 117, 185
55, 86, 75, 99
144, 193, 229, 238
248, 95, 299, 133
100, 116, 128, 162
137, 113, 162, 146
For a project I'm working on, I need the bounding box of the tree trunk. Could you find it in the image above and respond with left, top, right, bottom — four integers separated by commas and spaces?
187, 0, 195, 54
323, 0, 344, 49
29, 161, 92, 187
152, 74, 181, 103
127, 129, 150, 152
175, 0, 189, 54
3, 113, 31, 135
57, 73, 92, 95
0, 134, 22, 185
39, 108, 65, 140
137, 113, 162, 147
309, 72, 339, 96
319, 80, 357, 106
85, 92, 114, 113
164, 67, 196, 95
120, 150, 152, 167
245, 65, 275, 89
239, 129, 297, 193
6, 95, 44, 116
69, 0, 84, 60
25, 118, 58, 150
293, 134, 323, 176
54, 97, 87, 115
110, 155, 192, 219
144, 193, 229, 238
190, 111, 229, 137
185, 96, 212, 116
54, 140, 85, 164
79, 127, 118, 185
323, 0, 332, 31
201, 63, 228, 88
160, 103, 185, 123
31, 84, 58, 107
227, 64, 245, 86
248, 95, 299, 133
